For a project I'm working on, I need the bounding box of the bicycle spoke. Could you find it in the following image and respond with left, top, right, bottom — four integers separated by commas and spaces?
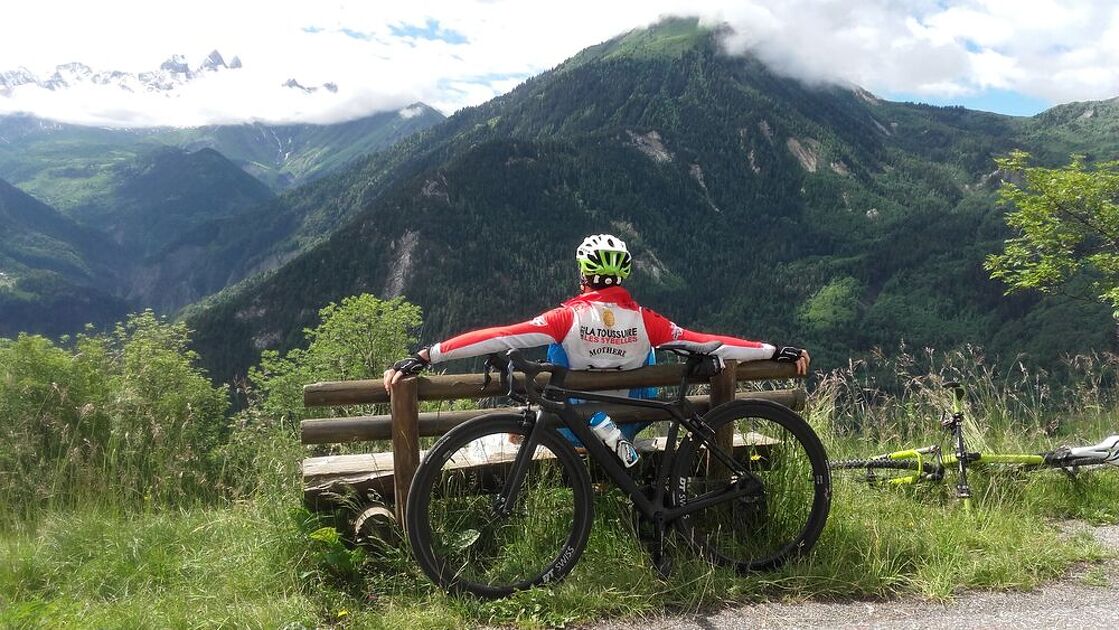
672, 400, 830, 572
407, 415, 593, 597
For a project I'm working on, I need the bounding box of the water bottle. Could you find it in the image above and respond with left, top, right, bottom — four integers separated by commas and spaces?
588, 411, 640, 468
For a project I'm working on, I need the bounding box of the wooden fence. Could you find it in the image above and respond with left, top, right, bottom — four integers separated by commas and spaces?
301, 359, 805, 522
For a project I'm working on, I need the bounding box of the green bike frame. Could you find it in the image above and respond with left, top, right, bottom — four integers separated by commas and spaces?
873, 385, 1044, 511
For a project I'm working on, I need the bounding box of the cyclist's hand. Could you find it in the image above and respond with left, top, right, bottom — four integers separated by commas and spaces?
796, 349, 811, 375
383, 350, 430, 393
773, 346, 811, 376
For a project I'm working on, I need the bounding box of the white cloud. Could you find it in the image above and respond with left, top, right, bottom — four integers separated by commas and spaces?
398, 105, 426, 119
702, 0, 1119, 104
1, 1, 1118, 127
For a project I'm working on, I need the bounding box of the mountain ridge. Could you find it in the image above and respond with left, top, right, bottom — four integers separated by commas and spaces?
183, 22, 1117, 381
0, 104, 444, 330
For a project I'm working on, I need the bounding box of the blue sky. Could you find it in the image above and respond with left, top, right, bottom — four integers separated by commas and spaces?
2, 1, 1117, 126
885, 89, 1053, 117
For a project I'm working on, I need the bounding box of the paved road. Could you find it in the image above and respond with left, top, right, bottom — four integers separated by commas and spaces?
593, 524, 1119, 630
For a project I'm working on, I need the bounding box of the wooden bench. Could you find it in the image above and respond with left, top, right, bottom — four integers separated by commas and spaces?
301, 359, 805, 526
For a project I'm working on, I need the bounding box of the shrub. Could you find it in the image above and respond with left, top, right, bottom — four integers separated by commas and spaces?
0, 311, 228, 523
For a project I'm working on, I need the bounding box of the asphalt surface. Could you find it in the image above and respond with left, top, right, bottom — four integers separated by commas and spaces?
592, 524, 1119, 630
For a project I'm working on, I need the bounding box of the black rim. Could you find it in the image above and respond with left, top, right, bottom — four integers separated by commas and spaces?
671, 399, 831, 572
405, 414, 593, 598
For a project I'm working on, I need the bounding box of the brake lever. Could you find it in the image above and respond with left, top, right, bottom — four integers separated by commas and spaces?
481, 354, 509, 392
502, 358, 533, 404
481, 363, 493, 392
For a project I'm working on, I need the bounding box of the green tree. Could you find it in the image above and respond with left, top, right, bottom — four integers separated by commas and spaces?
245, 294, 423, 425
986, 151, 1119, 314
223, 294, 424, 496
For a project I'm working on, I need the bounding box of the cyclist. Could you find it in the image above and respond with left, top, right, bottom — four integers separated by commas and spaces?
383, 233, 810, 398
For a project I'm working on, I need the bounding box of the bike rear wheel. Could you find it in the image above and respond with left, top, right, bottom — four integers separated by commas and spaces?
405, 413, 593, 598
670, 399, 831, 572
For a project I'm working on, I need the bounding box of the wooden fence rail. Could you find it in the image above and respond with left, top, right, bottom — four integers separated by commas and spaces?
301, 360, 804, 522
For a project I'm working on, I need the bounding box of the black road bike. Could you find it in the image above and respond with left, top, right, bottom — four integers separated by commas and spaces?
404, 345, 831, 598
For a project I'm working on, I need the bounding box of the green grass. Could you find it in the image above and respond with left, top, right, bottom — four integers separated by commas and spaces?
4, 344, 1119, 628
4, 459, 1116, 629
0, 504, 320, 629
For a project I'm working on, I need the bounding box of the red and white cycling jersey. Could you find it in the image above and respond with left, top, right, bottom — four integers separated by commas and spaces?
428, 286, 776, 368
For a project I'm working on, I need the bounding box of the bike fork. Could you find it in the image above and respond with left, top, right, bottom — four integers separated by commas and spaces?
950, 413, 973, 512
492, 408, 545, 517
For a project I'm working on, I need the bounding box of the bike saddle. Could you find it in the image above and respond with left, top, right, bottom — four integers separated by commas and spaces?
1067, 434, 1119, 465
658, 341, 723, 355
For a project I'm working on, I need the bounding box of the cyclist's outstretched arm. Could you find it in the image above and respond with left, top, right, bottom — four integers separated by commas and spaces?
383, 307, 572, 391
427, 307, 572, 363
641, 308, 774, 360
641, 308, 811, 374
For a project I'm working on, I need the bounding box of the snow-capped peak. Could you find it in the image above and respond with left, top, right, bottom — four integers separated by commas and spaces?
200, 50, 227, 72
282, 79, 339, 94
2, 52, 340, 100
159, 55, 191, 75
0, 51, 245, 94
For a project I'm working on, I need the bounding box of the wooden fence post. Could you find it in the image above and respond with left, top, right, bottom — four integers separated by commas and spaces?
710, 360, 737, 479
390, 377, 420, 522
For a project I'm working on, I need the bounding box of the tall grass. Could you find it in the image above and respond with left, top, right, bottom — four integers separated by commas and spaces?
3, 341, 1118, 628
818, 345, 1119, 459
0, 313, 230, 527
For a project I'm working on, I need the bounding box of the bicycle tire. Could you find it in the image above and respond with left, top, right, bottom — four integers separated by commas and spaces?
405, 413, 593, 598
670, 399, 831, 572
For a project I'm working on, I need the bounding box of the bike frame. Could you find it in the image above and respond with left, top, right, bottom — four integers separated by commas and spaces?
863, 388, 1057, 511
873, 447, 1046, 512
499, 373, 763, 528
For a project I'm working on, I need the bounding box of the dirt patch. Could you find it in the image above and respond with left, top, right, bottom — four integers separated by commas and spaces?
870, 117, 892, 136
786, 137, 820, 173
758, 120, 774, 144
384, 229, 419, 298
627, 130, 673, 163
421, 175, 449, 202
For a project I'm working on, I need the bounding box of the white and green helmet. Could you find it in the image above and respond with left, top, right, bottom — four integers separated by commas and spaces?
576, 234, 632, 285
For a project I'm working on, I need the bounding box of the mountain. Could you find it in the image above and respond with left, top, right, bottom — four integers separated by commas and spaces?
1019, 97, 1119, 162
0, 105, 444, 200
182, 18, 1117, 382
0, 178, 128, 336
0, 102, 442, 328
67, 146, 275, 258
155, 104, 445, 189
1, 51, 243, 96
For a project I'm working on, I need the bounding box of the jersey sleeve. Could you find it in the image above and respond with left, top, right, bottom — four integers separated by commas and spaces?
641, 308, 776, 362
428, 307, 573, 364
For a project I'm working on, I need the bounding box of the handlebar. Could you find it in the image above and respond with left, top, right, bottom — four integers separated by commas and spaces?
483, 350, 568, 411
483, 345, 724, 409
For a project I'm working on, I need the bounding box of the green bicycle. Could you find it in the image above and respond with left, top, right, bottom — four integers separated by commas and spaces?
829, 382, 1119, 510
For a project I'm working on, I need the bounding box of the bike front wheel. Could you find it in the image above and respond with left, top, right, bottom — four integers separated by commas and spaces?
405, 413, 593, 598
670, 399, 831, 572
